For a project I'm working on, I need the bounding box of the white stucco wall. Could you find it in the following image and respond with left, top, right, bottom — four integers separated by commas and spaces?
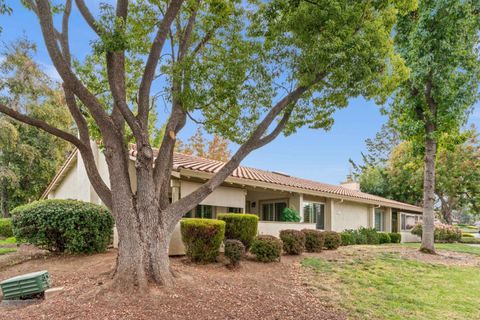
401, 232, 421, 243
258, 221, 316, 237
48, 163, 80, 200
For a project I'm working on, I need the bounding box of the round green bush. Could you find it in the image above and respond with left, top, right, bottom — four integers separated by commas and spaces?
359, 227, 380, 245
217, 213, 258, 249
279, 229, 305, 255
322, 231, 341, 250
224, 239, 245, 267
0, 218, 13, 238
340, 232, 355, 246
302, 229, 325, 252
388, 232, 401, 243
378, 232, 391, 244
180, 218, 225, 263
250, 235, 283, 262
11, 199, 114, 254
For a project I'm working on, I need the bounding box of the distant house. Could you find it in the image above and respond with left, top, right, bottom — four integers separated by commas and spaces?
43, 143, 422, 254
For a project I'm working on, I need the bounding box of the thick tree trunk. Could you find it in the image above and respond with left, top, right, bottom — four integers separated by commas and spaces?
112, 204, 175, 291
421, 134, 437, 253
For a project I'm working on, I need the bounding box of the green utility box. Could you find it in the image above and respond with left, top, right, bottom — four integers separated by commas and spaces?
0, 270, 50, 300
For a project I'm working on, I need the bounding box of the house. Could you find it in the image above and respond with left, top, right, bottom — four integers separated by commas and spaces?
42, 143, 422, 254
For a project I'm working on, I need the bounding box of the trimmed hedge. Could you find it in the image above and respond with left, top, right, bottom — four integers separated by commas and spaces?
323, 231, 341, 250
224, 239, 245, 267
11, 200, 113, 254
0, 219, 13, 238
217, 213, 258, 249
279, 229, 305, 255
378, 232, 391, 244
389, 232, 401, 243
181, 218, 225, 263
340, 232, 355, 246
302, 229, 325, 252
250, 235, 282, 262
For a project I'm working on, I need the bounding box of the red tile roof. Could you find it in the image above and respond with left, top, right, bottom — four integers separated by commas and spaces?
129, 147, 422, 212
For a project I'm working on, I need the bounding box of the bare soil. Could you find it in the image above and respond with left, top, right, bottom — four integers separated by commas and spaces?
0, 248, 343, 320
1, 244, 477, 320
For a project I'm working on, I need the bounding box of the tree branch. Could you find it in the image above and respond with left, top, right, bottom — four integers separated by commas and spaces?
75, 0, 101, 35
165, 73, 325, 227
137, 0, 185, 128
0, 103, 84, 149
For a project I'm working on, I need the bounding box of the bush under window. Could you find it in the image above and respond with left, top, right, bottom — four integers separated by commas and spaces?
217, 213, 258, 248
281, 208, 301, 222
302, 229, 325, 252
340, 232, 355, 246
322, 231, 341, 250
359, 227, 380, 245
279, 229, 305, 255
180, 218, 225, 263
11, 199, 114, 254
378, 232, 391, 244
250, 235, 283, 262
389, 232, 401, 243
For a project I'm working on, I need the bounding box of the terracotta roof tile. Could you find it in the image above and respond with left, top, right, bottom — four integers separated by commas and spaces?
129, 147, 422, 212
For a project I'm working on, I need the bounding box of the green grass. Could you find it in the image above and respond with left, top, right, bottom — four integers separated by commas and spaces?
0, 248, 16, 255
401, 242, 480, 256
0, 237, 16, 245
302, 253, 480, 319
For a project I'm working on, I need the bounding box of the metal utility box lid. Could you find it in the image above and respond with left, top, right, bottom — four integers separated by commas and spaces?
0, 270, 50, 300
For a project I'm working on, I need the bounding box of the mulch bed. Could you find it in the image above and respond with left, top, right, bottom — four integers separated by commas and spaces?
0, 249, 344, 320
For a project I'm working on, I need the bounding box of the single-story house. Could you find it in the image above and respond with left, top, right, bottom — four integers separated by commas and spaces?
42, 143, 422, 254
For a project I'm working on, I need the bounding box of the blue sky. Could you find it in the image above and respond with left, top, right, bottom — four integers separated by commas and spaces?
1, 2, 479, 185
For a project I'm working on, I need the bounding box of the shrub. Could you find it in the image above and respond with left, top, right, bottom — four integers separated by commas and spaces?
217, 213, 258, 248
378, 232, 391, 244
359, 227, 380, 245
411, 222, 462, 243
250, 235, 283, 262
224, 239, 245, 267
389, 232, 401, 243
323, 231, 341, 250
302, 229, 325, 252
11, 200, 113, 254
282, 208, 301, 222
279, 229, 305, 255
340, 232, 355, 246
180, 218, 225, 263
0, 219, 13, 238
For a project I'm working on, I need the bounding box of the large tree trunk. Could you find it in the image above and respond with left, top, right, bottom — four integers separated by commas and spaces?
112, 205, 175, 291
421, 133, 437, 253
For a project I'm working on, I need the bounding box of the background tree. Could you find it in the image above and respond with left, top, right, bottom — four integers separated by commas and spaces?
0, 0, 413, 290
354, 127, 480, 224
176, 128, 231, 161
0, 40, 72, 217
390, 0, 480, 253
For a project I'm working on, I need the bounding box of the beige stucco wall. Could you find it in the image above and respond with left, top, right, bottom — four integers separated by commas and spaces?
245, 189, 290, 216
258, 221, 316, 237
331, 201, 369, 232
180, 181, 246, 209
401, 232, 421, 243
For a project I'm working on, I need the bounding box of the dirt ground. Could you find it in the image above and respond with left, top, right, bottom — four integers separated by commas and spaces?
0, 244, 478, 320
0, 246, 344, 320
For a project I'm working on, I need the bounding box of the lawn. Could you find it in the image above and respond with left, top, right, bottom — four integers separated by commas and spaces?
302, 250, 480, 320
400, 242, 480, 256
0, 237, 16, 245
0, 248, 16, 255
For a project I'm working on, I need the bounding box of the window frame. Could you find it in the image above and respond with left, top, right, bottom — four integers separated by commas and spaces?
374, 208, 385, 232
400, 213, 422, 231
259, 199, 289, 222
303, 201, 325, 228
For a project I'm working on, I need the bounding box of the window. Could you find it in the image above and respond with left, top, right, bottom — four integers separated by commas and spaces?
303, 202, 325, 229
261, 201, 287, 221
228, 207, 242, 213
183, 205, 214, 219
375, 209, 385, 231
401, 213, 421, 231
